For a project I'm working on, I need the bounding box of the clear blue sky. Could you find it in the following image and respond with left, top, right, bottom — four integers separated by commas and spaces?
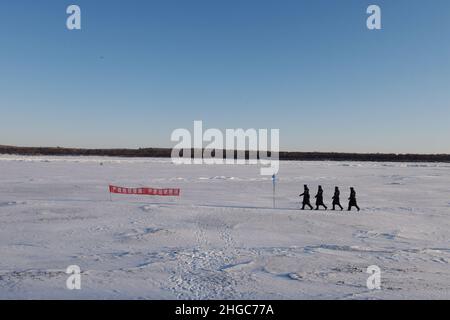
1, 0, 449, 153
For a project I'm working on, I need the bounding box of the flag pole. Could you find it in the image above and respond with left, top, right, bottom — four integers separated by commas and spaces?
272, 174, 276, 209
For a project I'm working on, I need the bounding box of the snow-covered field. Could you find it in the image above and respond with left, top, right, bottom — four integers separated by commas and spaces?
0, 155, 449, 299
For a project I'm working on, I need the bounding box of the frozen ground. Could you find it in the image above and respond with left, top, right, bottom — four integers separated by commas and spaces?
0, 155, 449, 299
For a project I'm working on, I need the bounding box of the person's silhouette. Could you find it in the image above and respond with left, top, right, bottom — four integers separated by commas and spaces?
315, 185, 328, 210
299, 185, 313, 210
332, 186, 343, 211
348, 187, 360, 211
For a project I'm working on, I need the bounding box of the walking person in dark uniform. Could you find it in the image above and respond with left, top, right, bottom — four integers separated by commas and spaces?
315, 185, 328, 210
299, 185, 313, 210
348, 187, 360, 211
332, 186, 343, 211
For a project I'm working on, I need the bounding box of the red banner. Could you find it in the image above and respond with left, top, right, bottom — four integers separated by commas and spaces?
109, 185, 180, 196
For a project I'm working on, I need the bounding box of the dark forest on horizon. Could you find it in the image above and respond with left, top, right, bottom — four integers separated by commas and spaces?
1, 145, 450, 163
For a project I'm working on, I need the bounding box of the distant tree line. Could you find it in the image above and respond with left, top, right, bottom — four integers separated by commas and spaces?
1, 145, 450, 163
